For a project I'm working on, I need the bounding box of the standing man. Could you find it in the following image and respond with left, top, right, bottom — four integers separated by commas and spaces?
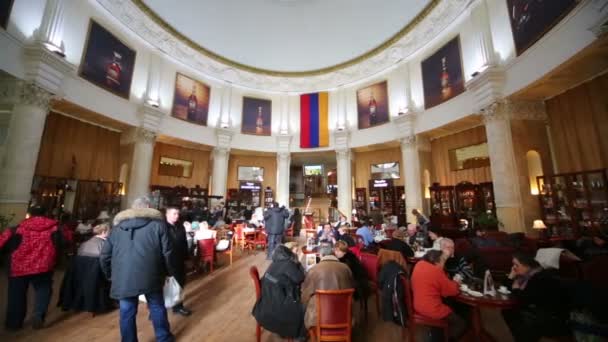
0, 205, 69, 330
412, 208, 430, 233
100, 196, 176, 342
263, 202, 289, 260
165, 206, 192, 316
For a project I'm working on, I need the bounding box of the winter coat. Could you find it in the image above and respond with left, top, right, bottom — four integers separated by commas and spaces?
252, 246, 306, 338
99, 208, 176, 299
0, 216, 66, 277
58, 255, 112, 313
264, 207, 289, 235
379, 261, 408, 325
301, 255, 355, 328
338, 251, 370, 301
167, 221, 189, 287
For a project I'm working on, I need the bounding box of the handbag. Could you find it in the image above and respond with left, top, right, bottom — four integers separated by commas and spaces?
139, 277, 184, 308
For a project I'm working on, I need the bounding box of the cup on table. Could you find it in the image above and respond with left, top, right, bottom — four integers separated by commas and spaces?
499, 285, 508, 293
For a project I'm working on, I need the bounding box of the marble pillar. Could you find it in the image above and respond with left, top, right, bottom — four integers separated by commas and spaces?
125, 128, 156, 208
276, 152, 291, 208
401, 136, 424, 224
336, 148, 353, 219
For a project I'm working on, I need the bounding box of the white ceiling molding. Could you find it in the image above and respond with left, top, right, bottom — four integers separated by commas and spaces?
96, 0, 469, 92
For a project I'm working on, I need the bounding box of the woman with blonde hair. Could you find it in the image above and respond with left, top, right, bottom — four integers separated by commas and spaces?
77, 223, 111, 257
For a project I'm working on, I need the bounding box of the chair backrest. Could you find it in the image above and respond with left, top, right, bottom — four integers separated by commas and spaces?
360, 253, 379, 283
255, 231, 267, 242
234, 224, 245, 239
249, 266, 261, 300
400, 274, 415, 317
315, 288, 355, 340
377, 248, 408, 271
198, 238, 216, 258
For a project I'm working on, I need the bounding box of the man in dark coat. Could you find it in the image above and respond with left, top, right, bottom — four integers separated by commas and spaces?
263, 203, 289, 260
100, 196, 176, 342
252, 245, 306, 338
165, 206, 191, 316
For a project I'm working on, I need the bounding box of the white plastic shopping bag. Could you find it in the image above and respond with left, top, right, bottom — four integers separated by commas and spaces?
138, 277, 184, 308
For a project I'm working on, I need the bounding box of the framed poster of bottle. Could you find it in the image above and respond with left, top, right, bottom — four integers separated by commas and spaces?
242, 96, 271, 136
356, 80, 389, 130
421, 35, 465, 110
171, 73, 210, 126
78, 20, 137, 99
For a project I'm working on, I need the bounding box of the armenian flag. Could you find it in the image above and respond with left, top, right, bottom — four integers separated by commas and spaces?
300, 92, 329, 148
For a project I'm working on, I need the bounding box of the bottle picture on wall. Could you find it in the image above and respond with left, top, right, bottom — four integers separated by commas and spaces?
171, 73, 210, 126
421, 35, 465, 109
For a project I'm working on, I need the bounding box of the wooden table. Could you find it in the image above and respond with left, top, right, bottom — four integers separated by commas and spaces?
453, 291, 518, 342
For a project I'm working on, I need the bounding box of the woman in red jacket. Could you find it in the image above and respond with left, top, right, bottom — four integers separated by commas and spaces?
411, 249, 467, 341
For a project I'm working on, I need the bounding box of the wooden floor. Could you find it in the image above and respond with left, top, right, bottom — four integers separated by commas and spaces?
0, 244, 520, 342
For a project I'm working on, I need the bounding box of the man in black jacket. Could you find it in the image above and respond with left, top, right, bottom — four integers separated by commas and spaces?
100, 196, 176, 342
165, 206, 191, 316
263, 203, 289, 260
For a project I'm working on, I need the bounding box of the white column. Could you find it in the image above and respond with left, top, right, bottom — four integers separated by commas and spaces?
144, 52, 162, 107
211, 147, 230, 204
482, 102, 524, 233
36, 0, 66, 54
0, 80, 52, 220
276, 152, 291, 208
336, 149, 353, 218
125, 128, 156, 207
401, 136, 424, 224
470, 0, 497, 69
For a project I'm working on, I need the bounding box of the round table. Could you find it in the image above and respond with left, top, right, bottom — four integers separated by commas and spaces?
453, 291, 518, 342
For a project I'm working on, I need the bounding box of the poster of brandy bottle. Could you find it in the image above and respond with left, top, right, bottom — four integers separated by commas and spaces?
421, 36, 465, 110
357, 81, 389, 129
79, 20, 136, 99
171, 73, 210, 126
242, 97, 271, 136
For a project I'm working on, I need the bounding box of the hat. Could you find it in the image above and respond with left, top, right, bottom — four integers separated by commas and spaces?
97, 210, 110, 220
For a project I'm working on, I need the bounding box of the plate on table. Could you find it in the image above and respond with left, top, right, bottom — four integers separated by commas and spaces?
498, 288, 511, 295
467, 290, 483, 297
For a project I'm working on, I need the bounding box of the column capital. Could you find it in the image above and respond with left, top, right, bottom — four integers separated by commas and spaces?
136, 128, 156, 144
465, 66, 505, 112
333, 129, 350, 150
0, 79, 53, 110
399, 135, 417, 148
276, 134, 292, 153
212, 146, 230, 159
335, 148, 352, 161
23, 43, 75, 95
216, 128, 234, 150
482, 99, 547, 124
277, 151, 291, 162
138, 104, 165, 132
393, 112, 418, 139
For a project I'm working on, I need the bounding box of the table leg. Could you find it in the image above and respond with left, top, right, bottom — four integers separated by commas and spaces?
471, 307, 495, 342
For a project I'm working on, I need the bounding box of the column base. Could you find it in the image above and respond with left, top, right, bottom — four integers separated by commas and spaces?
0, 202, 28, 225
496, 206, 525, 233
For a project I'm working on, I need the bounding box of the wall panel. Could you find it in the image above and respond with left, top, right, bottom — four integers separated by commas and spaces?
226, 154, 277, 193
150, 142, 210, 188
354, 147, 404, 188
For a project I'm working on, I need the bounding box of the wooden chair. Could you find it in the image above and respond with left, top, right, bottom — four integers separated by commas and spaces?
246, 231, 268, 254
217, 235, 234, 266
249, 266, 294, 342
400, 274, 448, 342
197, 238, 216, 273
233, 224, 247, 251
359, 253, 380, 317
309, 289, 355, 342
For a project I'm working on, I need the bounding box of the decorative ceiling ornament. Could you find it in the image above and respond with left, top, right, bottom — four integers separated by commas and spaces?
97, 0, 469, 91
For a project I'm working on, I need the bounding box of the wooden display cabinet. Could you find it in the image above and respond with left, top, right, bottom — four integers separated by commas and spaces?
429, 183, 456, 229
395, 185, 406, 225
264, 187, 274, 209
478, 182, 496, 215
455, 181, 478, 217
537, 169, 608, 239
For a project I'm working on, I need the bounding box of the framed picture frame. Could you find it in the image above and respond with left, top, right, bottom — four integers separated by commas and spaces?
171, 73, 210, 126
507, 0, 578, 56
78, 19, 137, 99
357, 80, 389, 130
241, 97, 271, 136
421, 36, 465, 109
0, 0, 15, 29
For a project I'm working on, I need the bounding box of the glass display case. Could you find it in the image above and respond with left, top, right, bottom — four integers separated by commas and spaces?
537, 169, 607, 239
429, 183, 456, 229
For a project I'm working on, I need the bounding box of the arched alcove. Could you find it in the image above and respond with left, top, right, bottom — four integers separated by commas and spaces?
526, 151, 543, 195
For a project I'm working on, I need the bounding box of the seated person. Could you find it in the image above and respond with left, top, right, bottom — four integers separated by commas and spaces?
470, 228, 500, 248
356, 220, 375, 247
77, 223, 110, 257
193, 221, 216, 241
382, 229, 414, 259
301, 243, 355, 330
334, 240, 370, 301
411, 249, 466, 341
441, 238, 476, 282
253, 245, 306, 339
333, 215, 349, 231
214, 225, 233, 252
316, 223, 337, 245
405, 223, 418, 247
576, 228, 608, 260
502, 252, 571, 341
428, 226, 444, 250
337, 225, 356, 247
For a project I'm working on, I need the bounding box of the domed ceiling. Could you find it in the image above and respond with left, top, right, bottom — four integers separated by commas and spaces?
139, 0, 433, 73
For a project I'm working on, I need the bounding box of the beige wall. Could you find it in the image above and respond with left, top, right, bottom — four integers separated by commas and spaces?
511, 120, 554, 234
354, 147, 404, 188
430, 126, 492, 185
150, 142, 210, 188
227, 154, 277, 193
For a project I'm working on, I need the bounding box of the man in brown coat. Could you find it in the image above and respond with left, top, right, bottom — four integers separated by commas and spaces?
301, 243, 355, 329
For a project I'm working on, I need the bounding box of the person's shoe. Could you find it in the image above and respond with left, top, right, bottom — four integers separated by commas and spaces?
32, 317, 44, 330
173, 307, 192, 316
